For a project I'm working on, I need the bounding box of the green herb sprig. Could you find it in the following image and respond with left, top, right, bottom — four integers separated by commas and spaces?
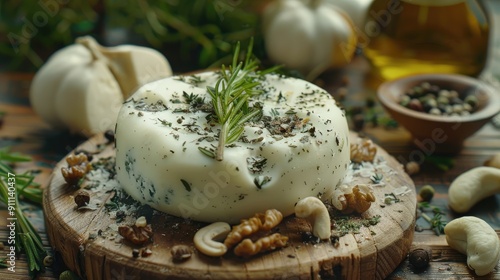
418, 202, 447, 236
370, 173, 383, 184
201, 39, 276, 161
0, 148, 47, 277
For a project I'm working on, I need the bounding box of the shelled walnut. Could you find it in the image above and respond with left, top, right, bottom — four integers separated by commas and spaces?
331, 184, 375, 214
234, 233, 288, 257
61, 153, 91, 186
350, 138, 377, 163
118, 224, 153, 245
224, 209, 283, 248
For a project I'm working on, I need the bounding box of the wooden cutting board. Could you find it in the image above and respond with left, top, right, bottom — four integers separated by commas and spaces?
43, 132, 416, 280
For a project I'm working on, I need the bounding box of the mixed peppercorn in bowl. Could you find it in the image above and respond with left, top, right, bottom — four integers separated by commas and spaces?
377, 74, 500, 154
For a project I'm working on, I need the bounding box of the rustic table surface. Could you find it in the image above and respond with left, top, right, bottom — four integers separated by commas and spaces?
2, 2, 500, 276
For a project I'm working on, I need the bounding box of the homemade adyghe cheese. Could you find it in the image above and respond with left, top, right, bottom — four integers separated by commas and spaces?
115, 71, 350, 223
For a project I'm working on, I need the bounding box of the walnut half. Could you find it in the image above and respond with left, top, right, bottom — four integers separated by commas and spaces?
234, 233, 288, 257
61, 153, 91, 186
224, 209, 283, 248
332, 184, 375, 214
350, 138, 377, 163
118, 224, 153, 245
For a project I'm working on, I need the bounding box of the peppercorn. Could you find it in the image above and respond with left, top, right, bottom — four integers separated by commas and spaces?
104, 129, 115, 143
438, 89, 450, 98
132, 249, 140, 258
330, 235, 340, 247
436, 95, 449, 105
74, 190, 90, 208
366, 97, 376, 108
420, 82, 431, 90
352, 114, 365, 131
449, 90, 459, 99
463, 103, 473, 112
59, 270, 80, 280
409, 248, 431, 270
405, 161, 420, 175
115, 210, 126, 221
464, 94, 478, 107
43, 255, 54, 267
171, 245, 192, 262
408, 99, 423, 112
419, 185, 435, 202
429, 108, 441, 116
399, 95, 411, 107
301, 231, 320, 244
400, 83, 477, 116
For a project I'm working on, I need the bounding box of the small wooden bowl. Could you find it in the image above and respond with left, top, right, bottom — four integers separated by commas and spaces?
377, 74, 500, 154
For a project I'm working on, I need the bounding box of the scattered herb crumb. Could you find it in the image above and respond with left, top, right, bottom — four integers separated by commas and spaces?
332, 215, 381, 237
180, 179, 192, 192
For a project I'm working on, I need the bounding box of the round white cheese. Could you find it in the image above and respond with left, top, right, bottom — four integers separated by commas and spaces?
115, 71, 350, 223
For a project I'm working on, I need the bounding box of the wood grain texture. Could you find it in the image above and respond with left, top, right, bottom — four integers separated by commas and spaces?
43, 132, 417, 280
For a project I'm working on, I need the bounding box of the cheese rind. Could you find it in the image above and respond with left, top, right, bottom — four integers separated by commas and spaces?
115, 72, 349, 223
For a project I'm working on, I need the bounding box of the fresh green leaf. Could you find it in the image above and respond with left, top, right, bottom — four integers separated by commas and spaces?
0, 149, 47, 276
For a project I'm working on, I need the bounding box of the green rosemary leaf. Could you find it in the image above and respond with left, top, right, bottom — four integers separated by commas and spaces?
227, 127, 244, 144
180, 179, 192, 192
208, 39, 264, 161
0, 147, 32, 163
198, 147, 215, 159
235, 109, 261, 127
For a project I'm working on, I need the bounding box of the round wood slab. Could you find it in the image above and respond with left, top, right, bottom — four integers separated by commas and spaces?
44, 132, 416, 280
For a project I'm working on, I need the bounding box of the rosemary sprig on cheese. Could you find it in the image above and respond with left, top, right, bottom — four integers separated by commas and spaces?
203, 40, 268, 161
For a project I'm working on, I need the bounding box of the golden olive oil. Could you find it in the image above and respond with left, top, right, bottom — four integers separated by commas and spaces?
363, 0, 489, 81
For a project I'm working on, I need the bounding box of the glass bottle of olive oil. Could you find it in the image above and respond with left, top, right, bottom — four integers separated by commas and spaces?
363, 0, 490, 81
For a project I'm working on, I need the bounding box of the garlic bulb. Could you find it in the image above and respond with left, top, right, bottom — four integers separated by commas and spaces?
30, 36, 172, 135
326, 0, 373, 31
263, 0, 357, 80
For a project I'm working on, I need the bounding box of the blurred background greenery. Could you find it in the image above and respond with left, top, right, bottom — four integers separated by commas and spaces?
0, 0, 268, 73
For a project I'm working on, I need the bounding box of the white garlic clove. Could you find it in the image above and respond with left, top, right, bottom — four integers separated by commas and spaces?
54, 60, 123, 134
30, 44, 91, 128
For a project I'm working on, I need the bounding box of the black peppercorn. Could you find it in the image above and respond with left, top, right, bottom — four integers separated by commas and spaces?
400, 82, 477, 116
409, 248, 431, 270
116, 210, 126, 221
352, 114, 365, 131
171, 245, 192, 262
104, 130, 115, 143
301, 231, 320, 244
418, 185, 435, 202
132, 249, 140, 258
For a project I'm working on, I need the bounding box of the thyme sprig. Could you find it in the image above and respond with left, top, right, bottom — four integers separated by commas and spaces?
421, 212, 447, 236
370, 173, 383, 184
418, 202, 447, 236
204, 40, 264, 161
0, 148, 47, 277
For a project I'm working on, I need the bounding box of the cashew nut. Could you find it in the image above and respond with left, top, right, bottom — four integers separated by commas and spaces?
444, 216, 500, 276
448, 167, 500, 213
484, 153, 500, 169
193, 222, 231, 257
295, 196, 331, 240
331, 185, 350, 211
